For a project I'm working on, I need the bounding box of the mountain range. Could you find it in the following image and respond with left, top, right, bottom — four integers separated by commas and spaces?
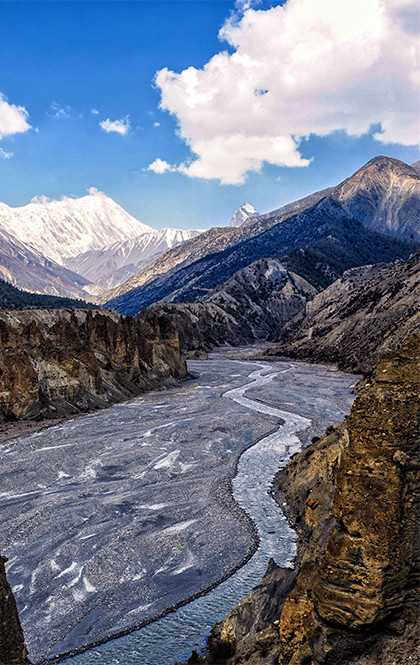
0, 156, 418, 326
0, 191, 199, 299
104, 156, 420, 320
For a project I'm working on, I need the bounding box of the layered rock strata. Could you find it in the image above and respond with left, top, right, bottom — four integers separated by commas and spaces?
195, 335, 420, 665
0, 308, 186, 420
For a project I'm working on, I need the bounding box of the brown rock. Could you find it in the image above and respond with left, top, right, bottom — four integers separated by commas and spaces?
192, 335, 419, 665
0, 308, 187, 421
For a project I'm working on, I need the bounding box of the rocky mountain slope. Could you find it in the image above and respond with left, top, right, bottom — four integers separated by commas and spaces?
152, 259, 317, 352
0, 557, 30, 665
0, 227, 92, 299
102, 189, 334, 305
268, 252, 420, 373
333, 156, 420, 243
102, 226, 239, 303
0, 308, 186, 421
67, 228, 199, 292
104, 156, 419, 313
0, 191, 151, 265
107, 197, 412, 316
196, 334, 420, 665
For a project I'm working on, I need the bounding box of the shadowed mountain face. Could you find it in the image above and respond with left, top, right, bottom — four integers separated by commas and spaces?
102, 189, 333, 306
152, 259, 317, 351
104, 156, 419, 313
0, 228, 92, 300
107, 197, 413, 316
269, 252, 420, 373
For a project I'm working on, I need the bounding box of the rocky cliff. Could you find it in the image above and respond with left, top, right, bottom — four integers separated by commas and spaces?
153, 259, 316, 352
193, 335, 419, 665
268, 253, 419, 373
0, 308, 187, 420
0, 557, 30, 665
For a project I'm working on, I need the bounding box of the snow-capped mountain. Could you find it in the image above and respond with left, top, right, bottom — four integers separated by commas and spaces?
67, 228, 200, 292
0, 189, 152, 265
0, 225, 92, 299
229, 202, 258, 227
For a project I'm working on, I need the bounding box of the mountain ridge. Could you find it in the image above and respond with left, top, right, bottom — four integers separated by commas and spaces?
106, 196, 413, 315
105, 155, 419, 309
0, 190, 152, 265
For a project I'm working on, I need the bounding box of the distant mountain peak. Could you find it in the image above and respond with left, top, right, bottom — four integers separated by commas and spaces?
0, 192, 153, 264
334, 155, 420, 243
229, 202, 258, 227
355, 155, 419, 178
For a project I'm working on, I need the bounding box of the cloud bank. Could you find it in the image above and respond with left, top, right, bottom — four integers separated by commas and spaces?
0, 93, 31, 140
99, 117, 130, 135
154, 0, 420, 184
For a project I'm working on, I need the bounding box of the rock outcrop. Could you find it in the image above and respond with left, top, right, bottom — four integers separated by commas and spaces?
193, 335, 420, 665
268, 252, 420, 373
0, 557, 30, 665
153, 259, 316, 352
0, 308, 187, 420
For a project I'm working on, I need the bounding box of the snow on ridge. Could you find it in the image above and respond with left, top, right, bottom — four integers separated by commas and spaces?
0, 191, 154, 265
229, 202, 258, 227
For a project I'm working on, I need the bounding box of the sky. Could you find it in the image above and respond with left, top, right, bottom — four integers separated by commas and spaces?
0, 0, 419, 230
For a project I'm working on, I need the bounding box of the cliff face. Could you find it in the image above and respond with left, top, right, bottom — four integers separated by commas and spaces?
269, 253, 419, 373
0, 558, 29, 665
0, 308, 187, 420
201, 335, 419, 665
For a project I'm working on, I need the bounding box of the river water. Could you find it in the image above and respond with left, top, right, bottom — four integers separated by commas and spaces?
1, 352, 356, 665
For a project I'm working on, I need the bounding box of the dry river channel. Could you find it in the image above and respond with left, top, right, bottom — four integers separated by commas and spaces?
0, 349, 357, 665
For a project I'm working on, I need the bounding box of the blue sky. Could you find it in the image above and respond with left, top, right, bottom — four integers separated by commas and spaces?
0, 0, 419, 230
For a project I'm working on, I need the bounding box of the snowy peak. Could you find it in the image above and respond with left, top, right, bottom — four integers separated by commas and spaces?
67, 227, 200, 291
0, 190, 153, 265
229, 202, 258, 227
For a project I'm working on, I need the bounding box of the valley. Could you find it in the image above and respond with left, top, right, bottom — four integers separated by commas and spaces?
1, 351, 356, 664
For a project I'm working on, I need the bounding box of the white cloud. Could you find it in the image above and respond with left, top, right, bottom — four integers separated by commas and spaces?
91, 108, 100, 115
147, 158, 176, 174
0, 93, 31, 140
153, 121, 161, 128
49, 102, 71, 119
0, 147, 13, 160
87, 186, 105, 196
99, 117, 130, 135
31, 195, 50, 204
155, 0, 420, 184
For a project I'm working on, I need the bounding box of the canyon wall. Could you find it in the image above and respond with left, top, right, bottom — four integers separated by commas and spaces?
200, 334, 419, 665
268, 252, 419, 373
0, 308, 187, 420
